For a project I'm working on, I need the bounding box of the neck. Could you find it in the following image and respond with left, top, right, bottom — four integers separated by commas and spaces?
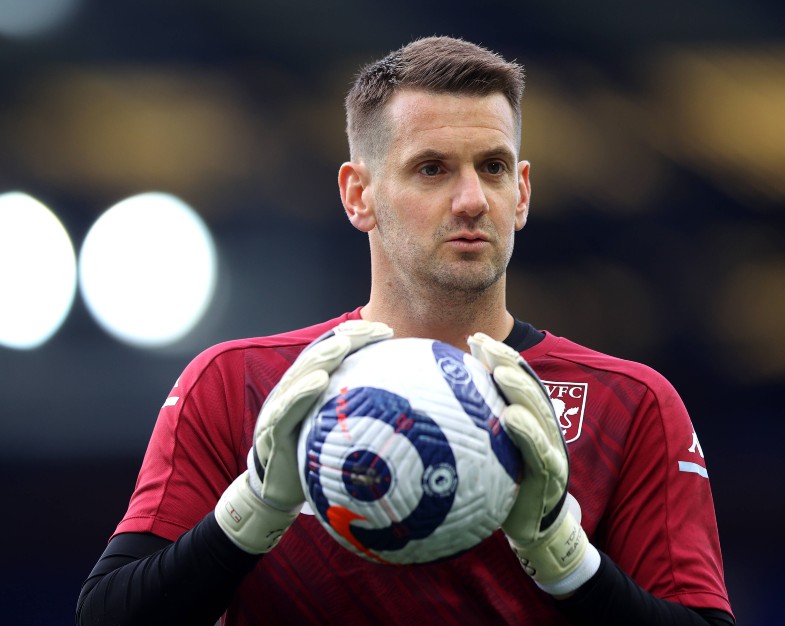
360, 279, 514, 352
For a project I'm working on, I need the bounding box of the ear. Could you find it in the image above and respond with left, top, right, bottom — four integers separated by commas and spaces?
515, 160, 532, 231
339, 161, 376, 233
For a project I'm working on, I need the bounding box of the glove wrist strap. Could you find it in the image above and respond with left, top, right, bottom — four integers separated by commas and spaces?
215, 471, 301, 554
536, 542, 601, 596
508, 510, 599, 594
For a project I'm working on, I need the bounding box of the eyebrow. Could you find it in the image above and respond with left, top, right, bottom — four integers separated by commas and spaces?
477, 146, 517, 163
403, 145, 517, 168
403, 149, 449, 167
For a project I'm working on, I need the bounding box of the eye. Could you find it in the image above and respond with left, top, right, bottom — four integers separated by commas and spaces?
419, 163, 442, 177
484, 161, 507, 175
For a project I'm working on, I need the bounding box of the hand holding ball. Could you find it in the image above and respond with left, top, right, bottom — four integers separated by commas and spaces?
297, 337, 523, 564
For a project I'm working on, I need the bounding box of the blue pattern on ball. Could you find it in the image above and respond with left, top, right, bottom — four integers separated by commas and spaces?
341, 450, 392, 502
432, 342, 523, 482
303, 386, 457, 552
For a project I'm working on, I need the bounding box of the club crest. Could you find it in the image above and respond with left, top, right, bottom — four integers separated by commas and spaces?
541, 381, 587, 443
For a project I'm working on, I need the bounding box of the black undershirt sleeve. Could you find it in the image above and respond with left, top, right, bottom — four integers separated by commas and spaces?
77, 522, 735, 626
557, 551, 735, 626
75, 513, 258, 626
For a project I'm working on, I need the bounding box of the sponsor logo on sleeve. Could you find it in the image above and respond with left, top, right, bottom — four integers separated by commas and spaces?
678, 431, 708, 478
541, 381, 588, 443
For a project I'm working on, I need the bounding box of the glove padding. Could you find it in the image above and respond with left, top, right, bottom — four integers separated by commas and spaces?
216, 319, 394, 553
468, 332, 599, 595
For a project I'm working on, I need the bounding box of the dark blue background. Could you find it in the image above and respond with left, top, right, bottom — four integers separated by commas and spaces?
1, 1, 783, 623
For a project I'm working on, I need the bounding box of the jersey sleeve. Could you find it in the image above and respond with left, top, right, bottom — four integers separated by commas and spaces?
597, 370, 732, 616
110, 311, 358, 544
114, 344, 249, 541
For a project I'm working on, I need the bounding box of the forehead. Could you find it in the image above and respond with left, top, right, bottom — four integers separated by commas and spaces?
383, 89, 518, 160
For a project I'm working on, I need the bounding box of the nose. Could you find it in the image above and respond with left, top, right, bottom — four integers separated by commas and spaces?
451, 169, 489, 218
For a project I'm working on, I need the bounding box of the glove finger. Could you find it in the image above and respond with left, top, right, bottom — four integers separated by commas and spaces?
279, 320, 393, 385
503, 487, 541, 541
468, 335, 560, 444
255, 370, 328, 507
467, 332, 492, 368
256, 369, 329, 459
281, 335, 355, 385
261, 447, 306, 507
251, 321, 392, 510
501, 404, 569, 538
271, 369, 330, 434
265, 320, 392, 424
468, 332, 520, 370
501, 405, 549, 540
502, 404, 561, 480
333, 319, 394, 353
493, 365, 563, 450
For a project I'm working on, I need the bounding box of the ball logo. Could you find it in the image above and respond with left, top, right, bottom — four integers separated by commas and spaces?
432, 342, 522, 482
422, 463, 458, 498
437, 355, 472, 385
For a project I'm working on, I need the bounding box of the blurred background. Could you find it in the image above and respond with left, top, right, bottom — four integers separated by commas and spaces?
1, 0, 783, 623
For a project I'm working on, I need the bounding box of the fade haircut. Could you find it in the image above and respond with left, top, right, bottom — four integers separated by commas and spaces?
345, 36, 525, 168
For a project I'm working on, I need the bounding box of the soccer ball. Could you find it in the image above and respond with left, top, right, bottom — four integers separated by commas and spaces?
297, 337, 523, 565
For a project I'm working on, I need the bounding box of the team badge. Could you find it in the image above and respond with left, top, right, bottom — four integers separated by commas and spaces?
541, 381, 588, 443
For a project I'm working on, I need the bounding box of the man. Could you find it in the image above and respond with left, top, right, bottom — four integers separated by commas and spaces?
76, 37, 734, 625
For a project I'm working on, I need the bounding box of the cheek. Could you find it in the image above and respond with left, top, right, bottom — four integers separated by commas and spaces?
492, 189, 524, 230
380, 193, 434, 230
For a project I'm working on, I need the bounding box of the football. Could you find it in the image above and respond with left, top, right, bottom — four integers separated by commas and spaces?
297, 336, 523, 564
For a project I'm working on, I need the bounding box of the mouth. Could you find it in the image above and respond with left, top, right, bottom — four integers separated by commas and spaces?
447, 231, 490, 243
445, 232, 491, 251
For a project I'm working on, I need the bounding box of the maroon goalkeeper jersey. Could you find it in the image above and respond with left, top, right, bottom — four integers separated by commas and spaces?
115, 308, 732, 624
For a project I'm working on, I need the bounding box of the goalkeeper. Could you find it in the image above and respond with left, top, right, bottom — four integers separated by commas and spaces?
77, 36, 734, 626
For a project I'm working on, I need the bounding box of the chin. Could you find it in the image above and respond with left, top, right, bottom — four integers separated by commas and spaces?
431, 267, 503, 295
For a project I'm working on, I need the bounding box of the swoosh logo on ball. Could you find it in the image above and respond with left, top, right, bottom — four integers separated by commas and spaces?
326, 505, 392, 565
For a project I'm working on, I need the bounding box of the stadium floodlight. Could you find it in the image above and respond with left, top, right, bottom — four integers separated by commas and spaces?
78, 192, 217, 349
0, 192, 77, 350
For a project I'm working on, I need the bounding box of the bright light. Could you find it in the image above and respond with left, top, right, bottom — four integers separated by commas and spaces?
0, 0, 82, 38
0, 192, 77, 350
79, 193, 217, 348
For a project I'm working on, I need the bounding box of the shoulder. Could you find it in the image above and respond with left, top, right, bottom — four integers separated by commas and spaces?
529, 331, 677, 397
186, 309, 362, 371
168, 309, 363, 404
526, 331, 688, 447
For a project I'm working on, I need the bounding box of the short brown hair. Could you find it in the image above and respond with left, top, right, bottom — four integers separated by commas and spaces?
345, 36, 525, 166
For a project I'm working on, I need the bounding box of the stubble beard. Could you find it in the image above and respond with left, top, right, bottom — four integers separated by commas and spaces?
376, 206, 513, 305
427, 247, 510, 304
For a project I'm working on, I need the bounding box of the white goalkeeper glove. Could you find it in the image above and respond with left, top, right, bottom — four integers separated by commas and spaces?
215, 320, 394, 554
468, 332, 600, 596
